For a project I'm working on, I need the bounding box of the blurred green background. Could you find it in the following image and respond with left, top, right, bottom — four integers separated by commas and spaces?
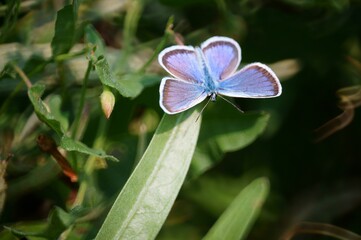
1, 0, 361, 239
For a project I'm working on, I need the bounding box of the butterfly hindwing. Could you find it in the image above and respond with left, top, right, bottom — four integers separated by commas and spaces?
201, 36, 241, 80
217, 63, 282, 98
159, 78, 207, 114
158, 46, 204, 84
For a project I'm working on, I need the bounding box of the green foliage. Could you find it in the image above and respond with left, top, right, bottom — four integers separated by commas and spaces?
51, 5, 76, 57
203, 178, 269, 240
96, 109, 201, 239
0, 0, 20, 43
28, 84, 65, 135
28, 83, 118, 161
191, 111, 270, 177
1, 0, 361, 239
4, 207, 82, 239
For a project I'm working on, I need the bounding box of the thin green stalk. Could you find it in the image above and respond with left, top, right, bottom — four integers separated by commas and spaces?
123, 0, 144, 52
118, 0, 145, 71
137, 16, 174, 73
54, 48, 88, 62
72, 115, 107, 206
71, 61, 92, 139
11, 63, 32, 88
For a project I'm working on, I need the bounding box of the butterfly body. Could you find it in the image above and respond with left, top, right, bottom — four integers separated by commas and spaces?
194, 47, 219, 99
158, 36, 282, 114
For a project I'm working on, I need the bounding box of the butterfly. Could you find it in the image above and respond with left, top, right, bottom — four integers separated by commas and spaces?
158, 36, 282, 114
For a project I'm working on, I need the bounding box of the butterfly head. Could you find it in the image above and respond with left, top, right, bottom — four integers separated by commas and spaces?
209, 92, 217, 102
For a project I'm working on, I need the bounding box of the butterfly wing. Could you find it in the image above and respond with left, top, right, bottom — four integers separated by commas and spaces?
201, 36, 241, 80
159, 78, 207, 114
217, 63, 282, 98
158, 46, 204, 84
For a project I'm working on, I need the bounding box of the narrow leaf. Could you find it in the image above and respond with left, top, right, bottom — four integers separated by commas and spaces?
95, 109, 201, 240
28, 84, 64, 136
203, 177, 270, 240
60, 136, 118, 162
190, 111, 270, 178
51, 5, 76, 57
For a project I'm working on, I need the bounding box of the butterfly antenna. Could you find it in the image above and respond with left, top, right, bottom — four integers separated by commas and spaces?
218, 95, 244, 113
196, 97, 212, 122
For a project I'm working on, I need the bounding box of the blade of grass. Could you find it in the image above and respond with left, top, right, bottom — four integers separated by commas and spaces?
281, 222, 361, 240
95, 108, 201, 240
203, 177, 270, 240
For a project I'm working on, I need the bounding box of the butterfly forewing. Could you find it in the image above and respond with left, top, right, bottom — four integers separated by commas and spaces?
159, 78, 207, 114
217, 63, 282, 98
158, 46, 204, 84
201, 36, 241, 80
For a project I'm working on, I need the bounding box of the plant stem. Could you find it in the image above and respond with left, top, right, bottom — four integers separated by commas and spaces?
118, 0, 144, 72
72, 116, 107, 206
11, 63, 32, 88
61, 117, 108, 240
71, 61, 92, 139
54, 48, 88, 62
138, 17, 173, 73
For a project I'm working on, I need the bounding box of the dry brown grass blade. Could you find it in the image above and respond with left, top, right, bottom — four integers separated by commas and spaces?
281, 222, 361, 240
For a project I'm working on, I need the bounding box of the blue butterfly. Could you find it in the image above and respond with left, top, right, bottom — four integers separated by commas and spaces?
158, 36, 282, 114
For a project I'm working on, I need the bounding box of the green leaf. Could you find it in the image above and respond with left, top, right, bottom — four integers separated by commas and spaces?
60, 136, 118, 162
28, 84, 118, 161
4, 207, 76, 239
95, 109, 201, 240
51, 5, 76, 57
190, 111, 270, 178
183, 173, 266, 216
28, 84, 64, 136
201, 111, 270, 151
116, 73, 160, 98
48, 95, 69, 132
203, 177, 270, 240
0, 0, 20, 43
85, 24, 159, 98
93, 57, 141, 98
42, 207, 76, 239
85, 25, 106, 59
0, 222, 44, 240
